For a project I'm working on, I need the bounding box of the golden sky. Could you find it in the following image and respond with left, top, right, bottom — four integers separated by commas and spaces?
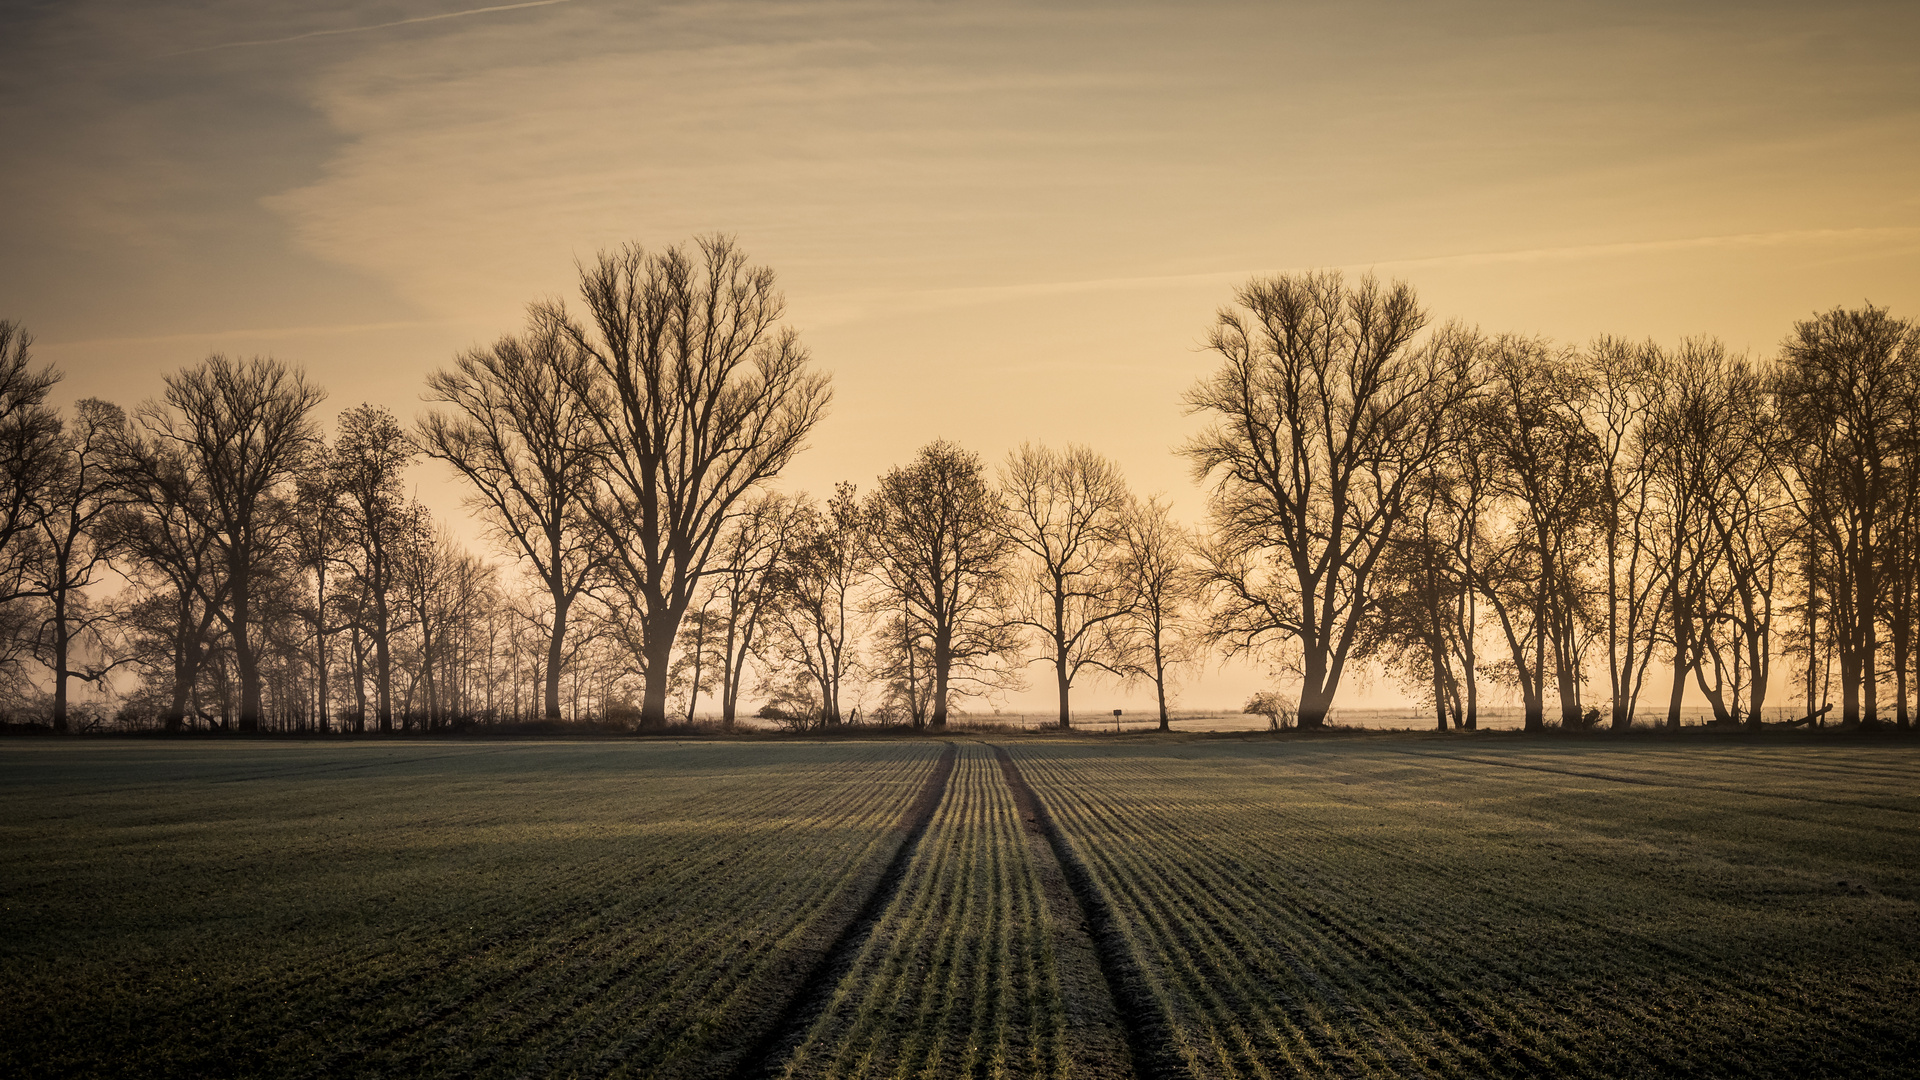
4, 0, 1917, 713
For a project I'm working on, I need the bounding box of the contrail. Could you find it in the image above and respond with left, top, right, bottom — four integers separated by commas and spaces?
162, 0, 574, 57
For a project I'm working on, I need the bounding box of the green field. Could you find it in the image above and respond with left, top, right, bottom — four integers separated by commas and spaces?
5, 736, 1917, 1078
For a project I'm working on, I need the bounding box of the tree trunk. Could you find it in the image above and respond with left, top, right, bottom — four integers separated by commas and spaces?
640, 633, 673, 731
1432, 660, 1448, 732
931, 629, 951, 729
314, 563, 329, 735
1055, 643, 1071, 730
1863, 608, 1880, 724
1154, 644, 1170, 731
164, 621, 193, 734
50, 589, 69, 734
1297, 683, 1333, 729
374, 615, 394, 733
546, 593, 569, 723
1462, 590, 1478, 731
351, 626, 368, 734
1896, 597, 1913, 730
232, 565, 262, 732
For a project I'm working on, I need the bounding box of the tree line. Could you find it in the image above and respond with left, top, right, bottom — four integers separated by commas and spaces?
1, 238, 1914, 734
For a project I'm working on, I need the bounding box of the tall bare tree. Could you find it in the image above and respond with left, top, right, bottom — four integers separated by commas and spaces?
868, 440, 1021, 728
763, 483, 871, 727
104, 415, 228, 732
421, 312, 606, 723
1115, 495, 1203, 731
1000, 443, 1134, 728
1650, 344, 1784, 728
139, 356, 323, 731
1369, 468, 1476, 730
1774, 303, 1920, 725
1586, 337, 1668, 730
553, 236, 830, 730
330, 404, 412, 732
288, 456, 347, 733
0, 321, 63, 610
706, 491, 796, 729
1185, 272, 1476, 728
28, 399, 131, 731
1475, 336, 1603, 730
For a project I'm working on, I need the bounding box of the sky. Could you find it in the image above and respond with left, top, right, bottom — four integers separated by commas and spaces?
4, 0, 1918, 714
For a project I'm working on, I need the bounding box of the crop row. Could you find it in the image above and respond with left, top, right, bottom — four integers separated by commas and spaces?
1011, 741, 1920, 1079
3, 741, 947, 1080
775, 744, 1072, 1080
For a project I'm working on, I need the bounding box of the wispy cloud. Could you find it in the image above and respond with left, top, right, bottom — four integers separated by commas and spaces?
161, 0, 574, 57
811, 226, 1920, 323
41, 320, 453, 350
1375, 226, 1920, 271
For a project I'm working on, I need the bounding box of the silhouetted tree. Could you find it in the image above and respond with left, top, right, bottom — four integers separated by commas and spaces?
421, 312, 606, 723
27, 399, 131, 731
868, 440, 1021, 728
1000, 443, 1134, 728
1114, 495, 1203, 731
1186, 272, 1476, 728
1586, 337, 1668, 730
763, 483, 870, 727
139, 356, 322, 732
554, 236, 831, 730
0, 321, 63, 610
706, 491, 796, 729
1474, 336, 1603, 730
330, 404, 412, 732
1774, 304, 1920, 725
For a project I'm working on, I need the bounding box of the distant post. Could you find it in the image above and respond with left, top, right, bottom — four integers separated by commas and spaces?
1112, 708, 1123, 731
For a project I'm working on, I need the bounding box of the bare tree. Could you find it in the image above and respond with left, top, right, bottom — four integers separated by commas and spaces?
1000, 443, 1135, 728
1474, 336, 1603, 730
421, 312, 606, 723
1884, 366, 1920, 728
1115, 495, 1203, 731
706, 491, 796, 729
103, 416, 229, 732
1185, 271, 1476, 728
1650, 344, 1784, 729
1369, 468, 1476, 730
139, 356, 323, 732
0, 321, 63, 609
288, 456, 346, 733
393, 514, 473, 730
763, 483, 871, 728
669, 597, 725, 723
868, 440, 1021, 728
1585, 337, 1668, 730
27, 399, 131, 731
553, 236, 831, 730
330, 404, 413, 732
1774, 303, 1920, 725
871, 611, 935, 727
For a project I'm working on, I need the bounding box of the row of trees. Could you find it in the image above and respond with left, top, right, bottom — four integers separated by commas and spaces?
0, 239, 1200, 733
1, 238, 1913, 733
1188, 271, 1920, 731
0, 324, 575, 733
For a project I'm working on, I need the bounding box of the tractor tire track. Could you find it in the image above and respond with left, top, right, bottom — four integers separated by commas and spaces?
995, 744, 1184, 1080
735, 741, 958, 1080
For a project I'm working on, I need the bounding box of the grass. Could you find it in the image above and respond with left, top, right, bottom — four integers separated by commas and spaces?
1011, 738, 1920, 1079
1, 740, 944, 1079
6, 734, 1917, 1078
774, 743, 1128, 1080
